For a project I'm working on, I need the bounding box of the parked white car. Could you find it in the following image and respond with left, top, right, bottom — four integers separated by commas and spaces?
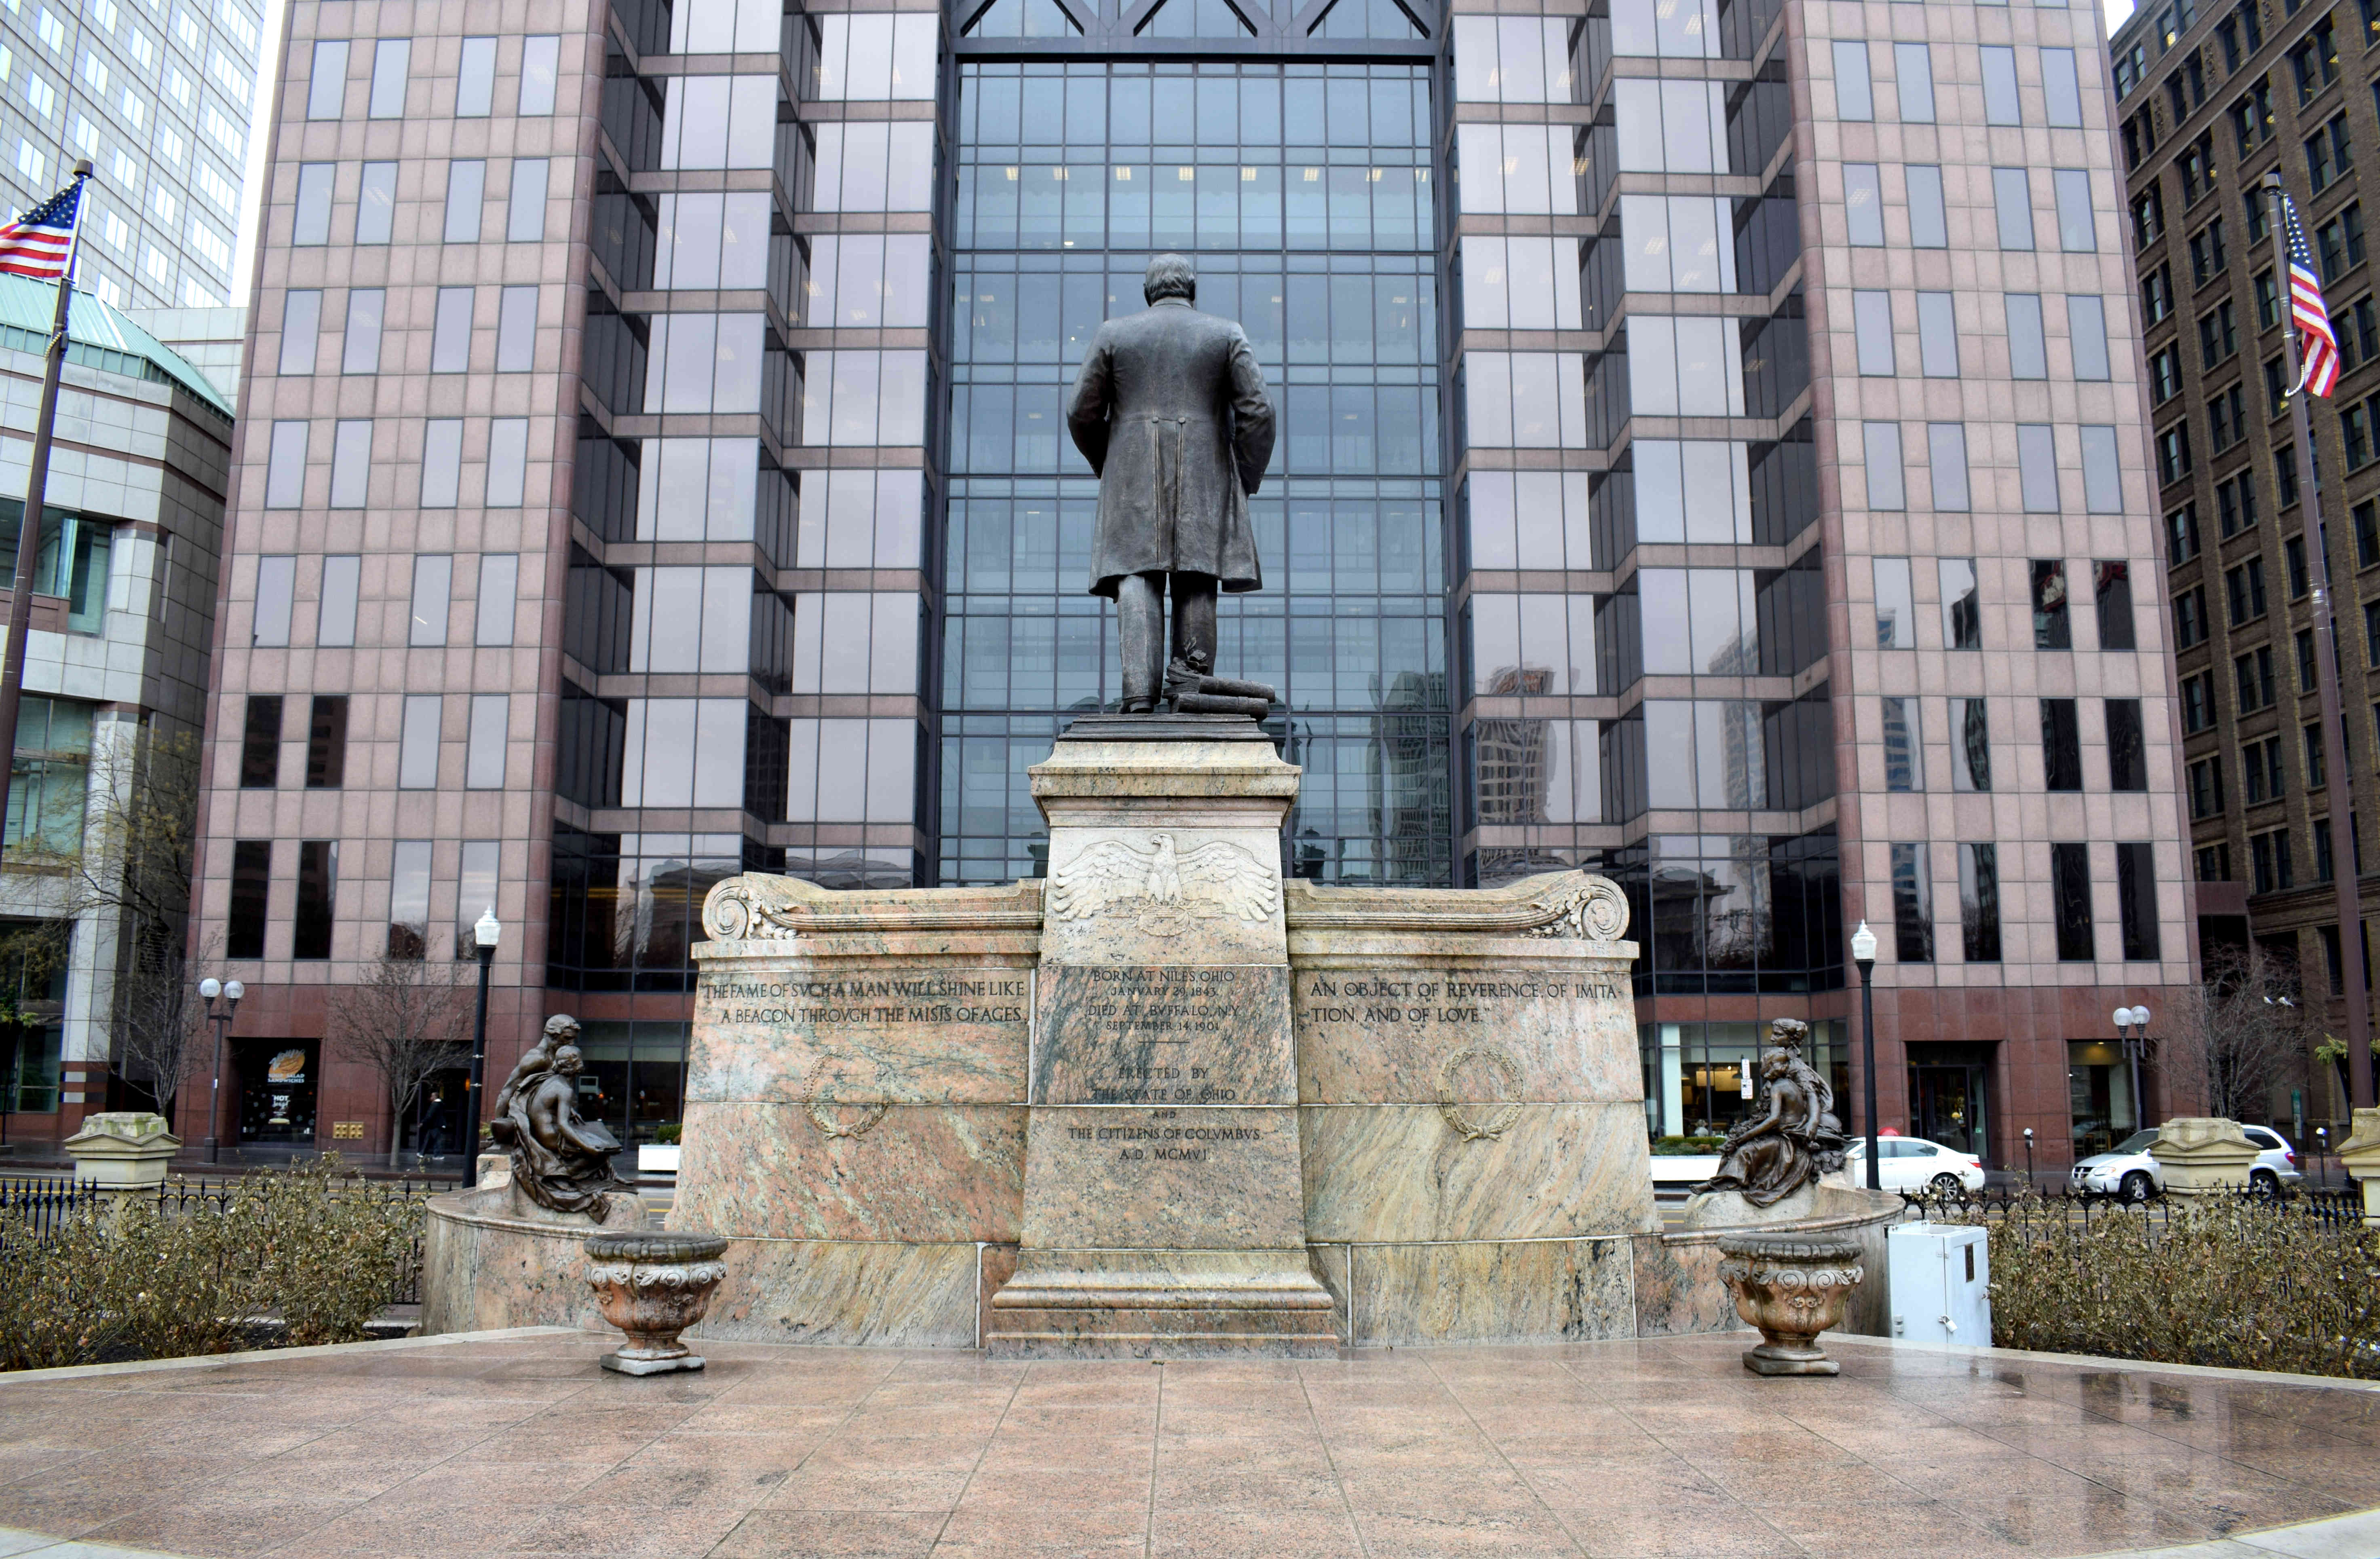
1844, 1136, 1985, 1195
2070, 1125, 2303, 1201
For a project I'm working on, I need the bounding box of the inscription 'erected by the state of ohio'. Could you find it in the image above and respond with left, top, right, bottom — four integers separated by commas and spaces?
1300, 972, 1623, 1027
703, 976, 1029, 1028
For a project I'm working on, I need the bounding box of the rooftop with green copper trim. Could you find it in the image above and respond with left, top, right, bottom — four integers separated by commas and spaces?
0, 274, 233, 421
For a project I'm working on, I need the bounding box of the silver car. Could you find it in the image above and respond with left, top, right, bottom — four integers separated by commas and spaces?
2070, 1126, 2304, 1201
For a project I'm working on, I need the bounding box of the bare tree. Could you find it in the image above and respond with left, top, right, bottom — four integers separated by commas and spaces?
47, 723, 202, 1126
327, 955, 473, 1168
2161, 944, 2319, 1124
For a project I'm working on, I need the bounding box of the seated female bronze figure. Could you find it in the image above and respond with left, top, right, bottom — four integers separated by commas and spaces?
1697, 1018, 1848, 1208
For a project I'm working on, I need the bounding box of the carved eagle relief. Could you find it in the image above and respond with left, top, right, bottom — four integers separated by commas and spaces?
1048, 832, 1281, 935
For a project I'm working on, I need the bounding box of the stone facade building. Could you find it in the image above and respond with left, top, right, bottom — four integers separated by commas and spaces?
193, 0, 2190, 1171
0, 278, 231, 1143
2111, 0, 2380, 1129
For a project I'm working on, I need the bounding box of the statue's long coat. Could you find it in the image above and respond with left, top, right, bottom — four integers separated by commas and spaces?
1064, 298, 1275, 599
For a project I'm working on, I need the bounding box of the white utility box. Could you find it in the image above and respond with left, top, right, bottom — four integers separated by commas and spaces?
1886, 1222, 1991, 1347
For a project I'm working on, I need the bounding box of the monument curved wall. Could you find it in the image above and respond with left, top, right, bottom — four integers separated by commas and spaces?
669, 864, 1709, 1349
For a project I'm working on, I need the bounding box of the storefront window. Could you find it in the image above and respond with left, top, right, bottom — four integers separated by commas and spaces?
2, 1022, 61, 1113
2068, 1039, 2137, 1158
1641, 1020, 1848, 1141
238, 1040, 320, 1144
576, 1020, 690, 1146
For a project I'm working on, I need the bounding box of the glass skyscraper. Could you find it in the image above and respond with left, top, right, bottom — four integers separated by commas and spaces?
0, 0, 265, 311
197, 0, 2192, 1179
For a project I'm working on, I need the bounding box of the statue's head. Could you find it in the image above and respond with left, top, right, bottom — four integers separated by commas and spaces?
1144, 253, 1196, 305
553, 1044, 584, 1077
543, 1014, 580, 1045
1768, 1016, 1809, 1051
1761, 1049, 1792, 1080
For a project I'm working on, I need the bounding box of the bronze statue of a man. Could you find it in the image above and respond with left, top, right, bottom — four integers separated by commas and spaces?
1066, 253, 1276, 714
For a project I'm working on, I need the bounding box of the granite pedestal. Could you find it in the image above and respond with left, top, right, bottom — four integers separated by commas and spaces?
983, 727, 1337, 1358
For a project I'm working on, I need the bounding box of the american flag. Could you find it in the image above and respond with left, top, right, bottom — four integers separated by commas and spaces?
0, 178, 83, 282
2285, 192, 2342, 399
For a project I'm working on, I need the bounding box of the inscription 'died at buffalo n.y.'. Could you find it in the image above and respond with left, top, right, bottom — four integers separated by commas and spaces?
1066, 967, 1269, 1105
1300, 972, 1623, 1027
702, 976, 1030, 1028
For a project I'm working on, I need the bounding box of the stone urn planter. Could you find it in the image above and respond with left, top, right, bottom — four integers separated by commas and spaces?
1716, 1233, 1865, 1377
583, 1231, 729, 1375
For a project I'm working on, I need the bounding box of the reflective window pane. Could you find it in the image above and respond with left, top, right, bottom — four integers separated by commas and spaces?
1905, 164, 1947, 248
329, 419, 371, 508
422, 420, 464, 508
356, 161, 397, 244
466, 694, 508, 788
444, 160, 485, 243
398, 695, 441, 788
369, 38, 409, 118
279, 289, 320, 376
1873, 556, 1914, 647
319, 555, 359, 646
411, 554, 452, 646
308, 40, 348, 119
507, 159, 549, 242
2006, 293, 2047, 378
293, 163, 334, 245
342, 288, 383, 374
1844, 164, 1884, 246
477, 554, 519, 646
457, 36, 496, 117
519, 35, 559, 115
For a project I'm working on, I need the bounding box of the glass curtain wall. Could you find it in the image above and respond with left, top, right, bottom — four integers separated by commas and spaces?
939, 58, 1451, 886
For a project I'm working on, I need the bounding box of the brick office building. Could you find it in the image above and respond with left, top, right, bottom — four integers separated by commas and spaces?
2112, 0, 2380, 1130
192, 0, 2190, 1172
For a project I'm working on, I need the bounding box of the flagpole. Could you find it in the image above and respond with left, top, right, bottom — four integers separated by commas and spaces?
2264, 169, 2377, 1113
0, 157, 91, 859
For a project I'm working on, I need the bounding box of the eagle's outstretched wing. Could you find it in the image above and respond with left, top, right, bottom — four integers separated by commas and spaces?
1175, 841, 1281, 922
1049, 837, 1155, 920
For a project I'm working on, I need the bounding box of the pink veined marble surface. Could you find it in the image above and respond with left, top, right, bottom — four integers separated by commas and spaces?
1, 1329, 2374, 1559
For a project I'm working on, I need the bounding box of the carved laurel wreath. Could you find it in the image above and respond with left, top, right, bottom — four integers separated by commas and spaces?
1435, 1045, 1524, 1142
801, 1056, 891, 1141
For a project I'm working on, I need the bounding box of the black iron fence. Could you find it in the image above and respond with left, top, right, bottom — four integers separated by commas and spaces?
1897, 1183, 2368, 1233
0, 1175, 432, 1305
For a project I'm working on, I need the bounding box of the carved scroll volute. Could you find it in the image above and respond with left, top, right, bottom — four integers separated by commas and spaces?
700, 874, 817, 940
1522, 873, 1630, 943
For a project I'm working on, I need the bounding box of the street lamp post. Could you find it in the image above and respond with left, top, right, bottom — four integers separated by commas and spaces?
197, 978, 243, 1164
2113, 1006, 2153, 1136
1850, 920, 1880, 1194
461, 909, 499, 1187
2022, 1126, 2034, 1192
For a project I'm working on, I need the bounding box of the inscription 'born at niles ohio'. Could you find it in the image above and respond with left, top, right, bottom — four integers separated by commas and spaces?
705, 976, 1027, 1028
1076, 968, 1242, 1037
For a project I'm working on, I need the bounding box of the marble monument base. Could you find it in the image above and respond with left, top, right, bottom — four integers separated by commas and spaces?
985, 1250, 1338, 1358
986, 728, 1337, 1358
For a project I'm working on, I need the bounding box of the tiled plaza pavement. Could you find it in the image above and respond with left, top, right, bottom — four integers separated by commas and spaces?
0, 1329, 2374, 1559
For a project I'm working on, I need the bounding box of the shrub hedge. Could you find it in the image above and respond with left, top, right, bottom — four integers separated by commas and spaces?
1957, 1192, 2380, 1380
0, 1160, 425, 1371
